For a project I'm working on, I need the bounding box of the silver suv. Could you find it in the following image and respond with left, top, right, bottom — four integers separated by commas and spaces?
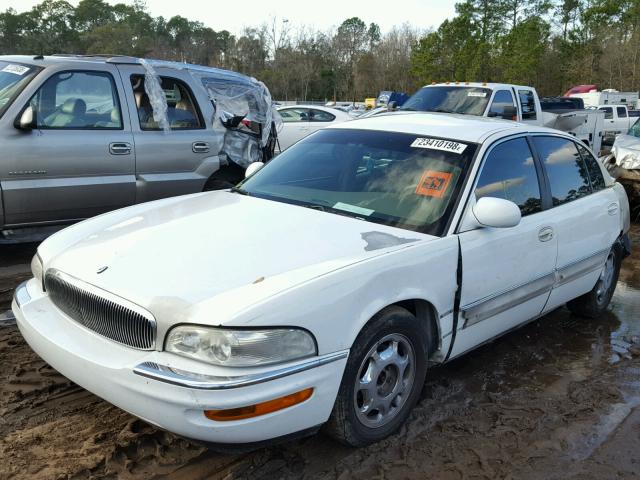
0, 55, 278, 242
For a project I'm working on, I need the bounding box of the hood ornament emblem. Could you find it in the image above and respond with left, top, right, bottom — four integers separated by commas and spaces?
97, 266, 108, 274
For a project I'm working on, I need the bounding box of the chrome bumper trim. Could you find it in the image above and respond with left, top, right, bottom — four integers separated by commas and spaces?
13, 281, 31, 309
133, 350, 349, 390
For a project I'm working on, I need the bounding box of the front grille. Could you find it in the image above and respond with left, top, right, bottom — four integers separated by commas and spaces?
45, 269, 156, 350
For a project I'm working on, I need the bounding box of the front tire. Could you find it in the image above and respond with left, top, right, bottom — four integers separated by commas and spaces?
567, 243, 622, 318
324, 306, 428, 446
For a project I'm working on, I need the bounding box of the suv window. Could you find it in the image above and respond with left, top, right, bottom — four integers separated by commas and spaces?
279, 108, 310, 122
131, 75, 202, 130
600, 107, 613, 119
31, 71, 122, 129
629, 121, 640, 138
310, 109, 336, 122
488, 90, 516, 118
576, 143, 606, 191
518, 90, 537, 120
533, 136, 591, 206
617, 106, 627, 118
475, 137, 542, 216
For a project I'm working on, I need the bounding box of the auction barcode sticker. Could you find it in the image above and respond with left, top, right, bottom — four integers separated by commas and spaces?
411, 138, 467, 154
467, 91, 487, 97
2, 64, 30, 75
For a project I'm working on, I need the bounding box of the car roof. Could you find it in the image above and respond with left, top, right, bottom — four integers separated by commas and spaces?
0, 54, 140, 67
330, 111, 563, 144
421, 82, 535, 91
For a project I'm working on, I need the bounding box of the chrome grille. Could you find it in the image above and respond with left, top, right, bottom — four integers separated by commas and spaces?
45, 269, 156, 350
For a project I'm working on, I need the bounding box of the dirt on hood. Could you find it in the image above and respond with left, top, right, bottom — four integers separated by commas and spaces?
1, 229, 640, 480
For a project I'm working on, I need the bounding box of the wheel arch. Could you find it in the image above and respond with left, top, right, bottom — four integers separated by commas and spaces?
364, 298, 442, 363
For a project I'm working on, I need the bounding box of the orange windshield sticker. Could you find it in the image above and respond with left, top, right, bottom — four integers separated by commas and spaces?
415, 171, 452, 198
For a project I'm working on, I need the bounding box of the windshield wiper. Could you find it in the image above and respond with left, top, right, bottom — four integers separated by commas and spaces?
230, 186, 250, 196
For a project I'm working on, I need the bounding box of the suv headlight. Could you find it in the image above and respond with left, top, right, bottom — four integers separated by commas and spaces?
165, 326, 317, 367
31, 254, 43, 285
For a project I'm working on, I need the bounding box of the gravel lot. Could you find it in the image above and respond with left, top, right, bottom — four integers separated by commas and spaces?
1, 228, 639, 480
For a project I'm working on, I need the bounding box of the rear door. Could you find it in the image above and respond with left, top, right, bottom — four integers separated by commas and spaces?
452, 135, 558, 356
516, 89, 541, 126
1, 65, 135, 226
116, 65, 216, 203
531, 135, 620, 312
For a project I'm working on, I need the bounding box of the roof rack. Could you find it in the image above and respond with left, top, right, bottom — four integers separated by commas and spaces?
50, 54, 141, 65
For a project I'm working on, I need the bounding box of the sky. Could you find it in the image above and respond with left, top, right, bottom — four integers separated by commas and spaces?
1, 0, 458, 35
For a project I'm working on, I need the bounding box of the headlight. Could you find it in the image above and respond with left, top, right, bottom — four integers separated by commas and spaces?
165, 326, 317, 367
30, 254, 43, 285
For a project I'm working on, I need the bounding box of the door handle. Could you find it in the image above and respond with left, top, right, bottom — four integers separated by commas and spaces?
538, 226, 554, 242
607, 202, 619, 215
109, 142, 132, 155
192, 141, 210, 153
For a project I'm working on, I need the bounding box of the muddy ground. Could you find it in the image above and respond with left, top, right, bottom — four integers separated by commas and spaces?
1, 230, 640, 480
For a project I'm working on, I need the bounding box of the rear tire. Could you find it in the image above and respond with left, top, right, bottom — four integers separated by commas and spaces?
567, 243, 622, 318
324, 306, 428, 447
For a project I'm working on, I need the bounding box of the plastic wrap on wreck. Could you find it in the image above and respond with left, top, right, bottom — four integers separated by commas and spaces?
612, 134, 640, 170
143, 60, 278, 167
140, 59, 170, 132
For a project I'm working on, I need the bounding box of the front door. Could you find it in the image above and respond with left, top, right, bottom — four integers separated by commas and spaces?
1, 67, 135, 226
451, 136, 558, 357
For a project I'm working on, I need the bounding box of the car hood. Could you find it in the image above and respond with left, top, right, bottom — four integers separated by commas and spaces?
44, 191, 430, 324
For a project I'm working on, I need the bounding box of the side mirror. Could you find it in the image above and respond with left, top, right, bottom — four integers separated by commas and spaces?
245, 161, 265, 178
15, 106, 36, 131
387, 101, 397, 111
501, 105, 518, 120
472, 197, 521, 228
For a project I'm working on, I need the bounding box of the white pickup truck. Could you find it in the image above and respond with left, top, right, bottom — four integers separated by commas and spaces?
596, 105, 639, 140
401, 82, 605, 153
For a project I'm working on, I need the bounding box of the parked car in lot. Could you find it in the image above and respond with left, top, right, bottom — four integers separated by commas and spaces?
276, 104, 350, 152
0, 55, 278, 243
14, 113, 630, 448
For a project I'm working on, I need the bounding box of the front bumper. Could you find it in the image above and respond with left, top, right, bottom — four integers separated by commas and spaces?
13, 279, 348, 444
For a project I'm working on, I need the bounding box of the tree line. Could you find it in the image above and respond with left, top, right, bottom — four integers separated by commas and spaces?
0, 0, 638, 100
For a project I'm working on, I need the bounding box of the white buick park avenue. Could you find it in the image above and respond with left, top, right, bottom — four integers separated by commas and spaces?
13, 113, 630, 448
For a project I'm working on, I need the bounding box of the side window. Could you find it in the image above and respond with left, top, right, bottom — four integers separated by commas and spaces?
600, 107, 613, 119
617, 106, 627, 118
518, 90, 537, 120
628, 121, 640, 137
31, 71, 122, 129
533, 136, 591, 206
475, 137, 542, 216
130, 75, 203, 130
310, 109, 336, 122
576, 143, 606, 191
488, 90, 516, 118
279, 108, 310, 123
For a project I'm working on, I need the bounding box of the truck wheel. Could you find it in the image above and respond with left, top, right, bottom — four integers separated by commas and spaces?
324, 306, 428, 446
567, 243, 622, 318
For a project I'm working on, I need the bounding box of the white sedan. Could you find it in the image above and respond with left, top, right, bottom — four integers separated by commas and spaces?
14, 113, 630, 447
276, 105, 351, 152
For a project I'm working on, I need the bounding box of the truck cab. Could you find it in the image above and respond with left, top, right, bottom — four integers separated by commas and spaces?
597, 104, 639, 140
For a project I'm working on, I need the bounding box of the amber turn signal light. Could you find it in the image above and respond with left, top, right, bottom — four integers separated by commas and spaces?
204, 388, 314, 422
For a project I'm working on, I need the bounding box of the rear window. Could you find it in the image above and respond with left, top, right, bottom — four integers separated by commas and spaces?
518, 90, 537, 120
617, 106, 627, 118
576, 143, 606, 191
0, 61, 41, 119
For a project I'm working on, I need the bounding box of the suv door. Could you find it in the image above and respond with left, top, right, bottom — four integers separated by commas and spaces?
2, 66, 135, 226
531, 135, 620, 313
452, 136, 557, 356
116, 65, 217, 203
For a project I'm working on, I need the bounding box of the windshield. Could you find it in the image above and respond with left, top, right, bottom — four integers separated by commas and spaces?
401, 86, 491, 116
0, 61, 41, 119
240, 129, 477, 235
